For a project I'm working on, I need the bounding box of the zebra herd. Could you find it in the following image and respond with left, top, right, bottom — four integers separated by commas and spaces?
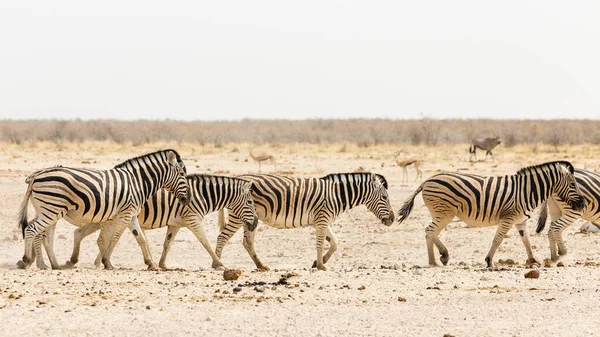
14, 149, 599, 271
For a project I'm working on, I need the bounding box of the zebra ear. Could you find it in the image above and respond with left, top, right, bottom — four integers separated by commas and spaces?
370, 173, 382, 187
166, 151, 177, 166
559, 163, 573, 175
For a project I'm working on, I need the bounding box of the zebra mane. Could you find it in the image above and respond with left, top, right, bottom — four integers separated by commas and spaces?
321, 172, 388, 189
516, 161, 574, 175
186, 174, 251, 187
114, 149, 183, 170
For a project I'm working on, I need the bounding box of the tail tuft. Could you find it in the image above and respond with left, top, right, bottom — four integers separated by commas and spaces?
536, 201, 548, 234
397, 183, 424, 224
18, 180, 34, 238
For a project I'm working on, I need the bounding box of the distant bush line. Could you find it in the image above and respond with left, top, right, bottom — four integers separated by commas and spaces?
0, 118, 597, 147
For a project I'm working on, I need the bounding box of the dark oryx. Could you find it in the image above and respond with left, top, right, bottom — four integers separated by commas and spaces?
469, 135, 501, 161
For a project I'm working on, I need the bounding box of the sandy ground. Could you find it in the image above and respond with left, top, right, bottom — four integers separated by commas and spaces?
2, 141, 600, 336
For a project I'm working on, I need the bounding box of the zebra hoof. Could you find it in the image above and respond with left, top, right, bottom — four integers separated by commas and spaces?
147, 264, 159, 271
440, 254, 449, 266
62, 261, 75, 269
257, 265, 270, 272
16, 260, 26, 269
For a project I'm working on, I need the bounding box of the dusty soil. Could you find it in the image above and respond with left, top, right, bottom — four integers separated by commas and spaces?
1, 141, 600, 336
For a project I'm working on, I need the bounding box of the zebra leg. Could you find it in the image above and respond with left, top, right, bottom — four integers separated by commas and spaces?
128, 217, 159, 271
42, 223, 61, 270
314, 221, 329, 271
19, 216, 58, 269
64, 223, 101, 268
34, 232, 49, 270
515, 222, 539, 267
215, 219, 243, 260
243, 228, 270, 271
158, 226, 181, 270
484, 221, 513, 268
100, 220, 129, 270
95, 224, 115, 268
424, 214, 453, 266
323, 226, 338, 264
184, 220, 225, 270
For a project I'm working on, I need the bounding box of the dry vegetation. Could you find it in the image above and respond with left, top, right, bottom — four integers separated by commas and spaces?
0, 118, 597, 147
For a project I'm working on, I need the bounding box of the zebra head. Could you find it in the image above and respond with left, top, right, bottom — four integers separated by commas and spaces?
364, 173, 394, 226
229, 181, 258, 231
554, 162, 585, 211
163, 150, 191, 206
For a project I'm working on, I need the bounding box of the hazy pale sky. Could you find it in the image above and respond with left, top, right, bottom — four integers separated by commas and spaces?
1, 1, 599, 120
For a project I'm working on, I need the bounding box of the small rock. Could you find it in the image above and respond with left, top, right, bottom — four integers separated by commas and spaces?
222, 290, 230, 295
543, 258, 552, 268
398, 297, 407, 302
223, 269, 242, 281
358, 285, 366, 290
557, 261, 565, 267
256, 296, 266, 303
254, 286, 265, 293
232, 287, 242, 293
524, 270, 540, 279
146, 305, 151, 310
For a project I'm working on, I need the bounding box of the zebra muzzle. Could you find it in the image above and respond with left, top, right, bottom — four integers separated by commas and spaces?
570, 198, 585, 212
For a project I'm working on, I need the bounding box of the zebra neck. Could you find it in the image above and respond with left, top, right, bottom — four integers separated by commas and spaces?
127, 162, 164, 202
515, 170, 552, 213
333, 181, 367, 211
190, 179, 232, 214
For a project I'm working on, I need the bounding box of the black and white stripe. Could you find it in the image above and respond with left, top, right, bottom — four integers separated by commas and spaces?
397, 161, 584, 267
66, 174, 257, 270
535, 168, 600, 262
17, 149, 190, 270
216, 172, 394, 270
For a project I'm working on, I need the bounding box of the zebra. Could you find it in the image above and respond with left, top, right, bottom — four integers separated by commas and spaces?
535, 168, 600, 263
17, 149, 190, 270
214, 172, 394, 271
397, 161, 585, 268
469, 136, 501, 161
64, 174, 258, 270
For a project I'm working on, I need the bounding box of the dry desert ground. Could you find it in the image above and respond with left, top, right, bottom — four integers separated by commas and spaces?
2, 141, 600, 336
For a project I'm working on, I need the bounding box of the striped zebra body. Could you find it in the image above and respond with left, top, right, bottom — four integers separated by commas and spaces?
18, 149, 189, 270
216, 173, 394, 270
536, 168, 600, 262
397, 161, 584, 268
66, 174, 257, 270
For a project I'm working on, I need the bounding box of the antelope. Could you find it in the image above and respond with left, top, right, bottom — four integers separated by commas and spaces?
469, 134, 501, 161
249, 149, 276, 173
396, 157, 422, 182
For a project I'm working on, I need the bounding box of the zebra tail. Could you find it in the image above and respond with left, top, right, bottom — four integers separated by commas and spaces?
18, 179, 34, 238
397, 182, 425, 224
218, 209, 226, 232
535, 201, 548, 234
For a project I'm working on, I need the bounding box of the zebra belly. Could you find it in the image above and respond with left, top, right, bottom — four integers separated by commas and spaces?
454, 212, 527, 228
257, 210, 312, 229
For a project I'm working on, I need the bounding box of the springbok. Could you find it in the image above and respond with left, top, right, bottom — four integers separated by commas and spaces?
249, 149, 276, 173
469, 134, 501, 161
396, 157, 422, 182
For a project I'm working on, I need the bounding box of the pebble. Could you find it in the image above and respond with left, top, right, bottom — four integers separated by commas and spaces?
223, 269, 242, 281
524, 270, 540, 279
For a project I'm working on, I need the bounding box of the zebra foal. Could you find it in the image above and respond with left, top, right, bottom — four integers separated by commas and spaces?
397, 161, 584, 268
65, 174, 257, 270
215, 173, 394, 271
535, 168, 600, 262
18, 149, 190, 270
